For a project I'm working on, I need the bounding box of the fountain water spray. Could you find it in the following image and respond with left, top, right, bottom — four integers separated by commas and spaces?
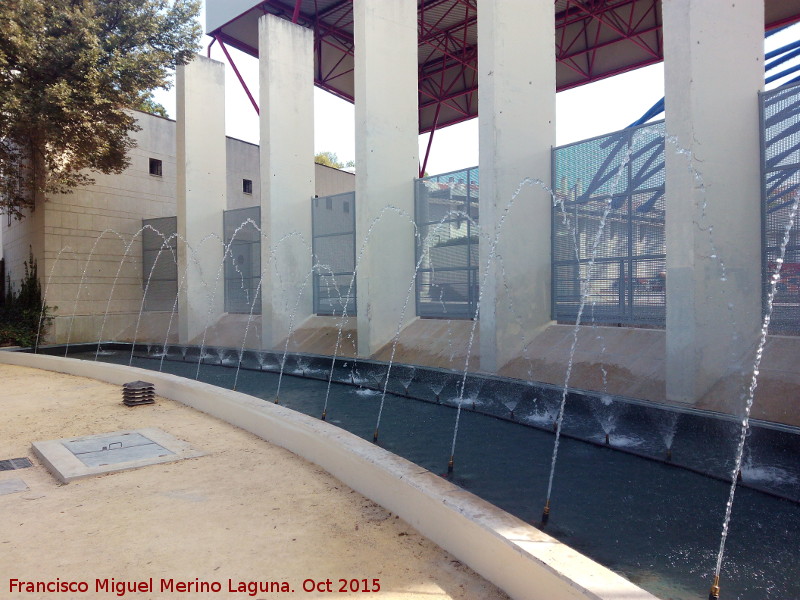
542, 126, 661, 526
273, 269, 314, 402
708, 192, 799, 600
447, 177, 551, 474
318, 205, 418, 424
64, 229, 128, 357
373, 206, 477, 444
194, 219, 264, 379
129, 231, 180, 366
35, 246, 74, 352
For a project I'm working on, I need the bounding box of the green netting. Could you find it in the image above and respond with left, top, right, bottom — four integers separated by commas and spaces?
415, 166, 479, 319
552, 122, 666, 326
762, 82, 800, 334
223, 206, 261, 315
312, 192, 356, 316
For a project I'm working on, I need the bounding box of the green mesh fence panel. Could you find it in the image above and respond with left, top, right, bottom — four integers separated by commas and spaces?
415, 166, 479, 319
762, 83, 800, 334
223, 206, 261, 315
552, 122, 666, 326
312, 192, 356, 316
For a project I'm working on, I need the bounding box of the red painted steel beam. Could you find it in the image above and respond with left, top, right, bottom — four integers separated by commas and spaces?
419, 84, 477, 109
558, 23, 662, 63
217, 37, 260, 116
558, 0, 661, 60
419, 47, 478, 80
420, 103, 441, 177
213, 30, 259, 58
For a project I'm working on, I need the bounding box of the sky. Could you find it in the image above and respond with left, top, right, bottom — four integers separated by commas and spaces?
153, 4, 800, 177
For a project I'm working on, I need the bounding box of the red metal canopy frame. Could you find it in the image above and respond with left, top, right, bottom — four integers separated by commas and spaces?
208, 0, 800, 174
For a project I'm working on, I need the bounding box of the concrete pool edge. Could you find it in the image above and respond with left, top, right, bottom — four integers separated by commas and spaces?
0, 350, 659, 600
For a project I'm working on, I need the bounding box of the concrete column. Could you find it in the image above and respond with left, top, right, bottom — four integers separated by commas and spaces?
259, 14, 315, 349
353, 0, 419, 357
176, 55, 227, 343
663, 0, 764, 403
478, 0, 556, 373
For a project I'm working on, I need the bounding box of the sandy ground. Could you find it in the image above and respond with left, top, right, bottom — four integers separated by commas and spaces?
0, 364, 509, 600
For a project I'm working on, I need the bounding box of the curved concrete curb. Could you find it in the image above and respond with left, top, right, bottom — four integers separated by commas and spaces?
0, 351, 659, 600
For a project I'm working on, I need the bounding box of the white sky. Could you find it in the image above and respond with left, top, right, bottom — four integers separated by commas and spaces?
153, 5, 800, 176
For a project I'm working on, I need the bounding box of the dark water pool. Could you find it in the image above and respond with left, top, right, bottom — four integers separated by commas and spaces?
64, 348, 800, 600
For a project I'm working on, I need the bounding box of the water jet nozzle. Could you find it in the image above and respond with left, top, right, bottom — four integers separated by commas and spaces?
736, 469, 743, 483
435, 393, 440, 404
709, 575, 720, 600
274, 396, 280, 405
321, 410, 327, 421
666, 448, 672, 462
372, 429, 379, 444
541, 501, 550, 527
447, 455, 454, 474
553, 421, 558, 432
604, 433, 610, 446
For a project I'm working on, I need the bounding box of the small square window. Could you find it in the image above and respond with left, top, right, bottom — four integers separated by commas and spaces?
243, 179, 253, 194
149, 158, 163, 177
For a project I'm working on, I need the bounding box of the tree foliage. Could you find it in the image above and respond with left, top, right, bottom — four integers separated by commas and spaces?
0, 248, 53, 347
315, 151, 354, 170
0, 0, 202, 219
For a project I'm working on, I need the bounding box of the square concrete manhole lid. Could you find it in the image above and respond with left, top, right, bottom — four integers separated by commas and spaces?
32, 428, 205, 483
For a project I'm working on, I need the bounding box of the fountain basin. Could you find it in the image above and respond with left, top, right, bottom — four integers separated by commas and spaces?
35, 342, 800, 503
0, 348, 656, 600
8, 343, 800, 599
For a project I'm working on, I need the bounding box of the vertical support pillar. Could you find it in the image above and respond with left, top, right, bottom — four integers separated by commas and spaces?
177, 55, 226, 343
663, 0, 764, 403
259, 14, 315, 349
478, 0, 556, 373
353, 0, 419, 357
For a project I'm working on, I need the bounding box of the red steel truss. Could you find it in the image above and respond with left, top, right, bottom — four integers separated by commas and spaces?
209, 0, 800, 139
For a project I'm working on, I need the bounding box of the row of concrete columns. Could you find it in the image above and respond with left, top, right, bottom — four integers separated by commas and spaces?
177, 0, 766, 406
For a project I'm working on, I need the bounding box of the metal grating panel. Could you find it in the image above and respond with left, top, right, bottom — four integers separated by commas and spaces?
415, 167, 479, 319
0, 457, 33, 471
224, 206, 262, 315
552, 122, 666, 326
141, 216, 178, 312
761, 82, 800, 334
312, 192, 356, 316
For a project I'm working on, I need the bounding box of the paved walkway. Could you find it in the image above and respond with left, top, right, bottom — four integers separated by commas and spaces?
0, 364, 508, 600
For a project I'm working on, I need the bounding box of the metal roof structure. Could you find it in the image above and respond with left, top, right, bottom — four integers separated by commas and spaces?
208, 0, 800, 135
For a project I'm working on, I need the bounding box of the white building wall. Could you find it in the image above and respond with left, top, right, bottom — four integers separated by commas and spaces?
226, 137, 261, 211
315, 164, 355, 197
206, 0, 260, 33
3, 111, 177, 345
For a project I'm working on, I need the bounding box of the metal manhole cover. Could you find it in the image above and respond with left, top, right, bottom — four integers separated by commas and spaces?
32, 428, 205, 483
61, 432, 174, 467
